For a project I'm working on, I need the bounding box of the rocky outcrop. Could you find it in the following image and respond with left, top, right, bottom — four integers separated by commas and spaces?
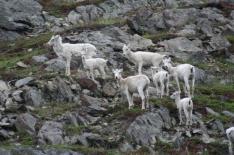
38, 121, 64, 145
0, 0, 45, 41
127, 108, 173, 146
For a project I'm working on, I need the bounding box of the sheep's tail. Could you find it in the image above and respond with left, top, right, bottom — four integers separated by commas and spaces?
191, 66, 195, 97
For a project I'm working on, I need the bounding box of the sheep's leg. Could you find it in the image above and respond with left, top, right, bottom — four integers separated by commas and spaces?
129, 93, 134, 108
138, 63, 143, 75
154, 81, 160, 96
65, 57, 71, 76
160, 80, 165, 98
144, 88, 149, 109
184, 108, 189, 126
126, 90, 133, 109
189, 110, 193, 126
184, 77, 190, 97
90, 68, 95, 81
191, 74, 195, 98
138, 88, 146, 110
175, 76, 181, 93
166, 77, 169, 96
100, 67, 106, 79
228, 139, 233, 155
178, 108, 182, 125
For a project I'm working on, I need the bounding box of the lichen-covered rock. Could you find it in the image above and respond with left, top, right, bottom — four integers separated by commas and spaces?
15, 113, 37, 135
38, 121, 64, 145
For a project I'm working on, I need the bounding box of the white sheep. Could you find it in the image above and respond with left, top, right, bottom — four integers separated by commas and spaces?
113, 69, 150, 110
162, 57, 195, 97
122, 44, 166, 74
151, 67, 169, 98
170, 91, 193, 126
81, 55, 108, 80
226, 127, 234, 155
47, 35, 97, 76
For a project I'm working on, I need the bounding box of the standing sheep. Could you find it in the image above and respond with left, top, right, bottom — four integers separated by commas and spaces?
162, 57, 195, 97
113, 69, 150, 110
226, 127, 234, 155
81, 55, 108, 80
151, 67, 169, 98
122, 44, 166, 74
47, 35, 97, 76
170, 91, 193, 126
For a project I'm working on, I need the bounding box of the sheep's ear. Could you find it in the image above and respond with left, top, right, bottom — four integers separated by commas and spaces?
112, 69, 116, 73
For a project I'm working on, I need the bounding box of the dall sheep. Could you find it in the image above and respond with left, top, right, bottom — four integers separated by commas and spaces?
47, 35, 97, 76
170, 91, 193, 126
151, 67, 169, 98
81, 55, 108, 80
162, 57, 195, 97
122, 44, 167, 74
226, 127, 234, 155
113, 69, 150, 110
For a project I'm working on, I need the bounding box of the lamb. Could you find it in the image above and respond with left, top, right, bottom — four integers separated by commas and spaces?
170, 91, 193, 126
122, 44, 167, 74
81, 55, 108, 80
151, 67, 169, 98
113, 69, 150, 110
226, 127, 234, 155
47, 35, 97, 76
162, 57, 195, 97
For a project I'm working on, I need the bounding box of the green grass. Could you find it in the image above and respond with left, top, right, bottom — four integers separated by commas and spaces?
143, 31, 176, 43
35, 102, 79, 119
150, 97, 176, 111
194, 83, 234, 113
64, 124, 85, 136
0, 48, 47, 70
0, 32, 52, 53
226, 35, 234, 44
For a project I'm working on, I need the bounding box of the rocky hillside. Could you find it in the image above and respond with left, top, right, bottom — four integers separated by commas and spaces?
0, 0, 234, 154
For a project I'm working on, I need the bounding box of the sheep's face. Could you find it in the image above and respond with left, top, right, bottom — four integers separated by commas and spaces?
122, 44, 131, 57
112, 69, 123, 80
47, 35, 60, 46
162, 57, 172, 71
170, 91, 180, 99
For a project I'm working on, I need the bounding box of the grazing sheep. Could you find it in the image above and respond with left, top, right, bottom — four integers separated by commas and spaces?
113, 69, 150, 110
162, 57, 195, 97
170, 91, 193, 126
81, 55, 108, 80
226, 127, 234, 155
47, 35, 97, 76
122, 44, 167, 74
151, 67, 169, 98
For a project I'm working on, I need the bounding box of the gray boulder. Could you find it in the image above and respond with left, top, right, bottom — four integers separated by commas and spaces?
0, 0, 45, 41
15, 113, 37, 135
32, 55, 48, 63
43, 77, 74, 102
205, 35, 231, 52
0, 80, 9, 91
127, 108, 172, 146
24, 88, 44, 107
38, 121, 64, 145
15, 77, 34, 88
77, 132, 106, 147
102, 82, 117, 97
159, 37, 202, 60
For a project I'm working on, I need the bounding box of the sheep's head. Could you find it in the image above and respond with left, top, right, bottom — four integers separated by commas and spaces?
122, 44, 131, 57
162, 56, 173, 71
47, 35, 61, 46
170, 91, 180, 99
112, 69, 123, 80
